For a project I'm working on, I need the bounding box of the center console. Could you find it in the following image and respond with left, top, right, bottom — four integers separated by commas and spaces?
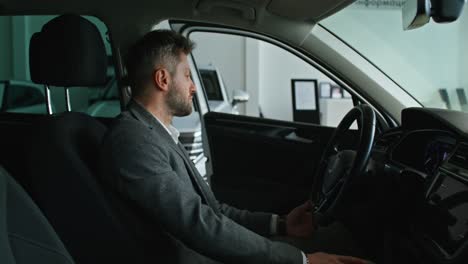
414, 144, 468, 263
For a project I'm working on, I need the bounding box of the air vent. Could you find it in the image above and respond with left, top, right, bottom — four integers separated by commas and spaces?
448, 143, 468, 170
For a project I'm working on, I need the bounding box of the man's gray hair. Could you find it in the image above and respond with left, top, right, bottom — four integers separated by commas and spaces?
125, 29, 195, 98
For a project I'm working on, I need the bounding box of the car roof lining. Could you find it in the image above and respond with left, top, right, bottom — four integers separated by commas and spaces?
0, 0, 353, 52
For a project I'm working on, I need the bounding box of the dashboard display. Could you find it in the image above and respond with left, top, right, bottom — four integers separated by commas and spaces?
423, 140, 454, 175
422, 171, 468, 256
391, 131, 456, 175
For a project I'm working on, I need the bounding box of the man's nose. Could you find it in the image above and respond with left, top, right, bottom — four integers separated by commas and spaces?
190, 80, 196, 93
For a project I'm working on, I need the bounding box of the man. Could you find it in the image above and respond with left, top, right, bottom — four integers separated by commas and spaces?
100, 29, 367, 264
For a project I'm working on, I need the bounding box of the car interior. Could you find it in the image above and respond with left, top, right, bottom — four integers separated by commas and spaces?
0, 165, 74, 264
0, 0, 468, 264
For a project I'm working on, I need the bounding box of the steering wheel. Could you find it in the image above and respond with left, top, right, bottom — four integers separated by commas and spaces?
313, 104, 376, 225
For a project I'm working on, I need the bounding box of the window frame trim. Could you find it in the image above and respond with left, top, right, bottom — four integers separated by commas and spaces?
174, 21, 394, 129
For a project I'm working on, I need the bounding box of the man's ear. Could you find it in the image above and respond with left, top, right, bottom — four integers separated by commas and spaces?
153, 68, 171, 92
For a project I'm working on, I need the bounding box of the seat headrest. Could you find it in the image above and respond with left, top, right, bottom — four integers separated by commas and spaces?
29, 14, 107, 87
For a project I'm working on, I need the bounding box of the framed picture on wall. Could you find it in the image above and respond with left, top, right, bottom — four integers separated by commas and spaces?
331, 85, 342, 98
291, 79, 320, 124
292, 79, 318, 110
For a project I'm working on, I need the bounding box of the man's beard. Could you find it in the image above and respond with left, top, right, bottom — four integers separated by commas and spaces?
167, 82, 193, 117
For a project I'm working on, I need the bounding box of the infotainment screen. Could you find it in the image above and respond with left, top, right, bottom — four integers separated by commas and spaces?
423, 171, 468, 256
392, 132, 455, 175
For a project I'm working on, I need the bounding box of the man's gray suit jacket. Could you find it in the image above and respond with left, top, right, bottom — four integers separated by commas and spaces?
99, 100, 303, 264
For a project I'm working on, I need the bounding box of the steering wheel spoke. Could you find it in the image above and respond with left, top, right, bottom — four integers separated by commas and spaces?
312, 105, 376, 223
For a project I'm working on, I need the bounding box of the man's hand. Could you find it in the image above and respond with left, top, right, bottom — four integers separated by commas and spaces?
286, 200, 315, 238
307, 252, 369, 264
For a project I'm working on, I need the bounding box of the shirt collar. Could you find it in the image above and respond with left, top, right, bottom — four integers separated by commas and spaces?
133, 100, 180, 144
153, 115, 180, 144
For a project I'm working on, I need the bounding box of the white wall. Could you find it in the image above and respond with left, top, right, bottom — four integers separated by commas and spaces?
258, 41, 334, 121
245, 38, 260, 117
190, 32, 246, 113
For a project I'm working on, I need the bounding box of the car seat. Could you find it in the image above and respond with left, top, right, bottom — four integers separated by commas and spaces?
26, 14, 145, 263
0, 166, 74, 264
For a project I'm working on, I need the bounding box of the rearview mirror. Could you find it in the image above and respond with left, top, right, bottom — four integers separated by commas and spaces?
402, 0, 431, 30
403, 0, 466, 30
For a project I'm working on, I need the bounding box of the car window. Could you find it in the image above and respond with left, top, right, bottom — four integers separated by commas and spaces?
190, 31, 355, 127
0, 15, 118, 117
322, 2, 468, 112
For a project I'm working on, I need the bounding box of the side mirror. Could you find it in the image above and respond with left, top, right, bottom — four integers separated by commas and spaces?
403, 0, 466, 30
232, 89, 249, 106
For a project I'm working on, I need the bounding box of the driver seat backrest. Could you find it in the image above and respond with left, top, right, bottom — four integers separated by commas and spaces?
26, 14, 144, 263
0, 166, 74, 264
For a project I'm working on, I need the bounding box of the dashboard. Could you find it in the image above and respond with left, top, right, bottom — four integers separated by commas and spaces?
373, 107, 468, 263
391, 131, 456, 176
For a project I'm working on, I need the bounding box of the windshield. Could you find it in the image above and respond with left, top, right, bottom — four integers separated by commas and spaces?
322, 1, 468, 112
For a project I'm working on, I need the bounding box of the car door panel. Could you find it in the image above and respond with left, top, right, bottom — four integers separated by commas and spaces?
205, 112, 359, 214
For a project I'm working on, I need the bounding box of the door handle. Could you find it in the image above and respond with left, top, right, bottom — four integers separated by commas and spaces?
284, 132, 314, 144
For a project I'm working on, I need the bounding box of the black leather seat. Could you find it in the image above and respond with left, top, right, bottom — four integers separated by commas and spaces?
26, 14, 144, 263
0, 166, 74, 264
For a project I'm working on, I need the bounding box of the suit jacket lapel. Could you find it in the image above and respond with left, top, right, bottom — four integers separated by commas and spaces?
127, 100, 214, 205
175, 142, 218, 205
